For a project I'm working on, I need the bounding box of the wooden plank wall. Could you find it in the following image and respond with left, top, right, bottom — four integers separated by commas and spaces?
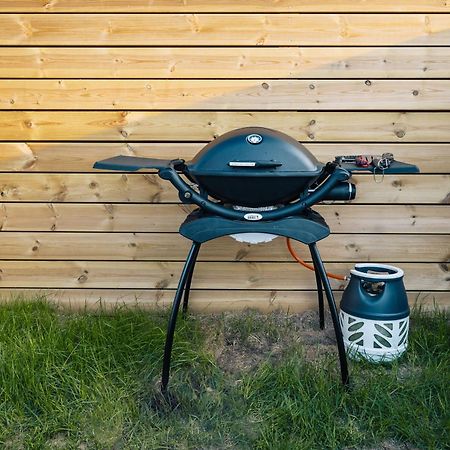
0, 0, 448, 312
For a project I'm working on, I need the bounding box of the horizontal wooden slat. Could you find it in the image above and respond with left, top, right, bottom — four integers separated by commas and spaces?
1, 232, 447, 262
3, 47, 449, 79
1, 143, 449, 174
1, 111, 449, 142
0, 289, 447, 313
0, 174, 446, 204
1, 14, 449, 46
2, 79, 449, 110
0, 261, 446, 290
1, 1, 449, 13
0, 204, 446, 233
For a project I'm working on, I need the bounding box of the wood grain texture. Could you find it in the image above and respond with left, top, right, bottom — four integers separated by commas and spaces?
0, 174, 446, 204
1, 14, 449, 46
0, 3, 448, 309
0, 204, 446, 233
0, 289, 446, 313
2, 79, 449, 110
0, 260, 446, 290
0, 232, 447, 262
1, 1, 449, 13
1, 143, 448, 173
3, 47, 449, 79
1, 111, 449, 142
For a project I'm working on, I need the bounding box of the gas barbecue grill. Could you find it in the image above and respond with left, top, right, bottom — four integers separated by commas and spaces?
94, 126, 419, 392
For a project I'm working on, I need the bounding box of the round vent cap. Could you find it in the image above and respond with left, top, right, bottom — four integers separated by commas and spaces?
246, 133, 263, 145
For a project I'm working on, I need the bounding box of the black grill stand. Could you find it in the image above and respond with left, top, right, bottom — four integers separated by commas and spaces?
161, 208, 349, 393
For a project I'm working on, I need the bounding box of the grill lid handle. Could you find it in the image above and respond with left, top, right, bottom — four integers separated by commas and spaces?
228, 160, 282, 168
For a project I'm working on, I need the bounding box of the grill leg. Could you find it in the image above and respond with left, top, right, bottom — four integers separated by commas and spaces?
309, 246, 325, 330
309, 243, 349, 386
182, 243, 201, 316
161, 241, 201, 393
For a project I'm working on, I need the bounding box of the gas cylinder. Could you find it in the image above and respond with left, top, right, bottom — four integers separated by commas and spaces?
340, 263, 409, 362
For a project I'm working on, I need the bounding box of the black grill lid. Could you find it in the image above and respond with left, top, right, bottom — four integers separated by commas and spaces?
187, 127, 323, 177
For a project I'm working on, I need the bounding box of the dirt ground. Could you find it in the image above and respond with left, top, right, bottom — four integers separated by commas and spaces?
200, 309, 340, 374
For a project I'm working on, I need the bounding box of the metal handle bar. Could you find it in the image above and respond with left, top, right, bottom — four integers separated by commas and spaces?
159, 163, 351, 221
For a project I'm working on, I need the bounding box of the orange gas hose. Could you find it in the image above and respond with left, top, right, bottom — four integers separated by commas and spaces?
286, 237, 346, 281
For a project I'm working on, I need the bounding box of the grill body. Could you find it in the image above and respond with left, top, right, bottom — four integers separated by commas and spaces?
185, 127, 323, 207
93, 126, 361, 221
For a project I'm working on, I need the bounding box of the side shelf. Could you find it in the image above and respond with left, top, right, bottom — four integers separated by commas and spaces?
93, 155, 175, 171
339, 160, 419, 174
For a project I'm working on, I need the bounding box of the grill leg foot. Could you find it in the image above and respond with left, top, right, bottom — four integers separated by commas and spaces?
161, 242, 201, 394
182, 244, 201, 316
309, 246, 325, 330
309, 243, 349, 386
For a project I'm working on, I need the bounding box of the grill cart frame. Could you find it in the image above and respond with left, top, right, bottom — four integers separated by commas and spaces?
159, 208, 349, 392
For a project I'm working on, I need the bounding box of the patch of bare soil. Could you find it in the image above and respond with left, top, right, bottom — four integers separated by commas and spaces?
45, 432, 69, 449
199, 309, 338, 374
396, 364, 422, 381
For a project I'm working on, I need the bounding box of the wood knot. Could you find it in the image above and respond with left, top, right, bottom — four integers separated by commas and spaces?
261, 82, 269, 90
77, 274, 88, 283
269, 290, 277, 304
365, 80, 372, 86
395, 130, 405, 138
156, 279, 170, 289
235, 248, 249, 261
256, 35, 267, 45
412, 90, 419, 96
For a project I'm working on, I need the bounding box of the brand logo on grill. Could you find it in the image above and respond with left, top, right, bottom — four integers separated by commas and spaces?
244, 213, 263, 221
246, 134, 263, 145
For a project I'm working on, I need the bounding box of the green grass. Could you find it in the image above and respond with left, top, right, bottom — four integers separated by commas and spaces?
0, 298, 448, 449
